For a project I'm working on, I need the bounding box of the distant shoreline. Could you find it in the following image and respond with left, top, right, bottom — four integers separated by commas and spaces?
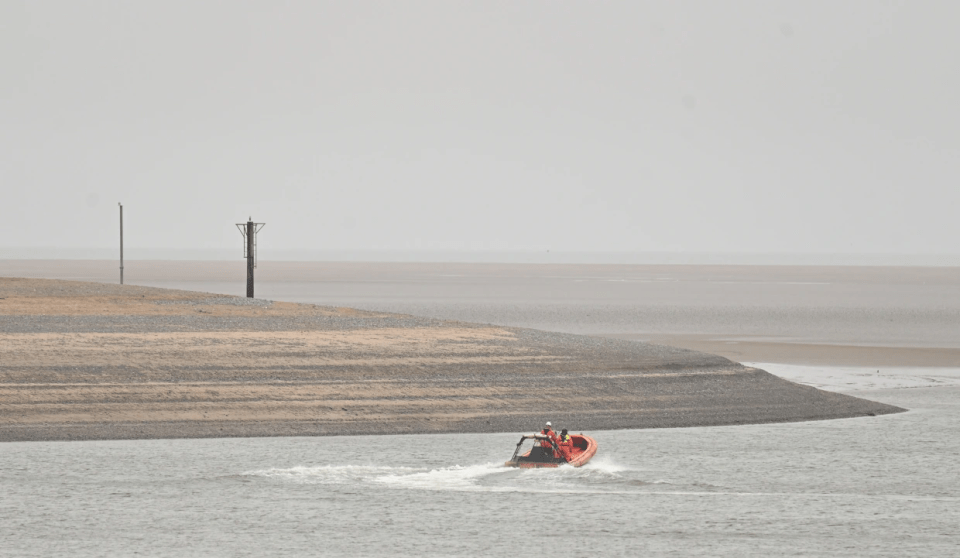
3, 250, 960, 266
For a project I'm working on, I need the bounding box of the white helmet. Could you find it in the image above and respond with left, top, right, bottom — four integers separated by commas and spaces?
545, 421, 552, 427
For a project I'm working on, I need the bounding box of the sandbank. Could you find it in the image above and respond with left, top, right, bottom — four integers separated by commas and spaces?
0, 277, 903, 442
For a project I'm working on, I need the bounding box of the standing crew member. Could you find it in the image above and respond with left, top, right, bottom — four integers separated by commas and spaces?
539, 421, 559, 458
541, 421, 554, 437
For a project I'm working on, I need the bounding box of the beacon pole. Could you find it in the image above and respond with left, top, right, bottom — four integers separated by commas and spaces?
236, 217, 265, 298
246, 219, 255, 298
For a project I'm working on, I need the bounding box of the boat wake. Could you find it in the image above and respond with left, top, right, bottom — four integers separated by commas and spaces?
375, 463, 510, 491
248, 464, 418, 485
245, 457, 650, 494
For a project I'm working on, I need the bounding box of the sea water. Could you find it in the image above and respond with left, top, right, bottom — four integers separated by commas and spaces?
2, 383, 957, 557
2, 266, 958, 555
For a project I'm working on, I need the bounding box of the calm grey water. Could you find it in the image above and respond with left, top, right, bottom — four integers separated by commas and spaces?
2, 386, 957, 557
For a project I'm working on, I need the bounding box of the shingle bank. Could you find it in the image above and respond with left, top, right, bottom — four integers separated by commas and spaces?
0, 278, 903, 442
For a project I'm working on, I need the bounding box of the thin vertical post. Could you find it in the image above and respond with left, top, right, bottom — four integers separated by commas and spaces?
119, 203, 124, 285
237, 217, 263, 298
246, 219, 254, 298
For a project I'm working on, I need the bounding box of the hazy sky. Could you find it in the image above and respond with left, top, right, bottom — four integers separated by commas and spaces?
3, 1, 958, 256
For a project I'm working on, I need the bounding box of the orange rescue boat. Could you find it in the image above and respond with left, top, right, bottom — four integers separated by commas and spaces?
504, 432, 598, 468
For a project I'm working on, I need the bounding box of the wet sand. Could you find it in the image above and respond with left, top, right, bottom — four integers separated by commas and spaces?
609, 335, 960, 367
0, 276, 902, 442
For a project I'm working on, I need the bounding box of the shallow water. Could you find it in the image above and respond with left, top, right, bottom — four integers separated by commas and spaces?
2, 385, 957, 557
748, 362, 960, 391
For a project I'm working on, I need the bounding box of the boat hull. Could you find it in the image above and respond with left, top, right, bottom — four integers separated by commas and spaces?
505, 434, 597, 468
565, 434, 598, 467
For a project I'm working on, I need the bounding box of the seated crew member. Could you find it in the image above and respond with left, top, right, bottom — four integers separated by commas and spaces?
557, 428, 574, 461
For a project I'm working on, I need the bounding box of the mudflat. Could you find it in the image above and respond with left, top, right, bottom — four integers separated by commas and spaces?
0, 277, 901, 442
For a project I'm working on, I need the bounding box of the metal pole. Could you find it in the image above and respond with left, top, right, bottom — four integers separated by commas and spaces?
119, 203, 124, 285
246, 218, 254, 298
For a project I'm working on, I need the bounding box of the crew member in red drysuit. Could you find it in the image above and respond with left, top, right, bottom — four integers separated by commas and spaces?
539, 421, 560, 458
540, 421, 555, 438
556, 428, 574, 461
